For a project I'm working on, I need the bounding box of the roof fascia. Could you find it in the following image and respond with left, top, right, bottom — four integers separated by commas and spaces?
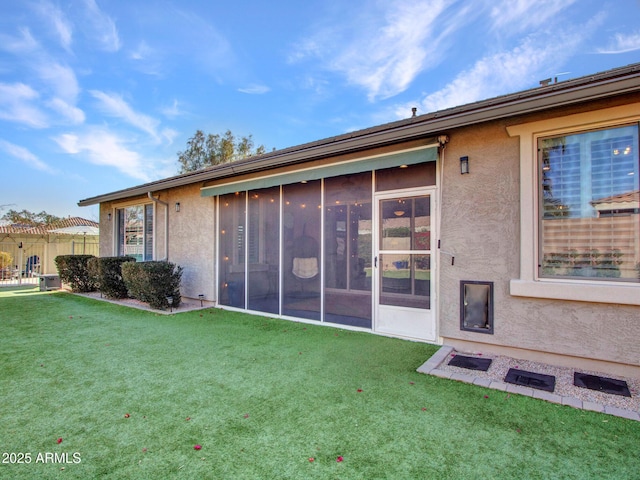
78, 69, 640, 207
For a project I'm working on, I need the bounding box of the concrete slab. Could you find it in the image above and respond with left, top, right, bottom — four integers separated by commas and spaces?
562, 396, 583, 409
533, 390, 563, 404
604, 406, 640, 421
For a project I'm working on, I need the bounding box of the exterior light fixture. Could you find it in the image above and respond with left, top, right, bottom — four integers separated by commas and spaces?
107, 213, 112, 221
198, 294, 205, 307
166, 296, 174, 312
175, 202, 180, 212
460, 156, 470, 174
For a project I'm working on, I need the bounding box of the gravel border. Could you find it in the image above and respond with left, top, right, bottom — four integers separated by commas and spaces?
72, 290, 214, 314
419, 346, 640, 421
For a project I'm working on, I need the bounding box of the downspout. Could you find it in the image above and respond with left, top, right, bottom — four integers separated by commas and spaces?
148, 192, 169, 261
436, 135, 450, 343
436, 134, 454, 264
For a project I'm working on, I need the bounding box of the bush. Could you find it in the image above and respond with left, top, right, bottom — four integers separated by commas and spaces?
54, 255, 97, 292
0, 251, 14, 280
0, 251, 12, 270
88, 256, 136, 299
121, 261, 183, 310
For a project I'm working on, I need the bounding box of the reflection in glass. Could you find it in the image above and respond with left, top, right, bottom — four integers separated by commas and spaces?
218, 192, 246, 308
116, 204, 153, 261
247, 187, 280, 314
324, 173, 372, 327
379, 254, 430, 309
380, 196, 430, 251
539, 125, 640, 281
378, 195, 431, 310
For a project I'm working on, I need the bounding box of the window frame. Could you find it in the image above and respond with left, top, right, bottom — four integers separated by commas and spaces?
507, 102, 640, 306
113, 201, 155, 262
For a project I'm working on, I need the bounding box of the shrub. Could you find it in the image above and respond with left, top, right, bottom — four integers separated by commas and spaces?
88, 256, 136, 299
0, 251, 14, 280
121, 261, 183, 310
54, 255, 97, 292
0, 251, 12, 270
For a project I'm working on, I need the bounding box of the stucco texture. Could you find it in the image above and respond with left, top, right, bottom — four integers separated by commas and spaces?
438, 119, 640, 373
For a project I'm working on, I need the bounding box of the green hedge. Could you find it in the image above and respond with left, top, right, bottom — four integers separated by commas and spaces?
121, 261, 183, 310
54, 255, 97, 292
88, 256, 136, 299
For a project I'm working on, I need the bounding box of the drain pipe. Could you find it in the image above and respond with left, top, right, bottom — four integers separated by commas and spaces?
435, 135, 450, 343
148, 192, 169, 261
436, 135, 451, 263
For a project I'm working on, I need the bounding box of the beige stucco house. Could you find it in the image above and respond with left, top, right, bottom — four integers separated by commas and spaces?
0, 217, 99, 283
79, 63, 640, 378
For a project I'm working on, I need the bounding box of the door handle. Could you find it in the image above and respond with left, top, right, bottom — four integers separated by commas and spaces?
374, 256, 377, 268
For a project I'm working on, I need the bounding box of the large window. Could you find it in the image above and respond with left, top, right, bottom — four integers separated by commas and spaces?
539, 125, 639, 282
116, 204, 153, 261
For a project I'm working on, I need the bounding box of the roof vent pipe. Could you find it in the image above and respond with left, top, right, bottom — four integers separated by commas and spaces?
411, 107, 417, 117
148, 192, 169, 261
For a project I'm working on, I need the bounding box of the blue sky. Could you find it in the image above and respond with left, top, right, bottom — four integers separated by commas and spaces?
1, 0, 639, 221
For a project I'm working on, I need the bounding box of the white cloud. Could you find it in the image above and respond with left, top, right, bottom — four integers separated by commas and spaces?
0, 27, 82, 125
33, 0, 73, 51
54, 128, 151, 182
597, 31, 640, 54
35, 61, 80, 103
0, 82, 48, 128
89, 90, 161, 141
394, 10, 604, 116
489, 0, 578, 32
46, 98, 85, 124
160, 99, 183, 119
128, 40, 165, 76
82, 0, 121, 52
161, 128, 179, 145
0, 139, 54, 173
238, 84, 271, 95
399, 42, 564, 116
130, 41, 153, 61
0, 27, 39, 54
291, 0, 451, 100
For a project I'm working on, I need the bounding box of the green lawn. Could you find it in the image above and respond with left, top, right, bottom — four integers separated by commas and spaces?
1, 287, 639, 479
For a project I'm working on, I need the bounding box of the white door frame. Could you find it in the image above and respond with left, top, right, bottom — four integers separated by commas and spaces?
373, 186, 438, 341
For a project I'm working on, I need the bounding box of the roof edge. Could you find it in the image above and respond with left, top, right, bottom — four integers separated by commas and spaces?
79, 62, 640, 207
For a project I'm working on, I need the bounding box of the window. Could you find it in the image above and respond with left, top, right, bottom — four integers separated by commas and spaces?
507, 102, 640, 305
116, 204, 153, 261
539, 125, 639, 282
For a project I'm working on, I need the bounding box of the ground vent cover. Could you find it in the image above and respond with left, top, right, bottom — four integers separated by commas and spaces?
448, 355, 492, 371
573, 372, 631, 397
504, 368, 556, 392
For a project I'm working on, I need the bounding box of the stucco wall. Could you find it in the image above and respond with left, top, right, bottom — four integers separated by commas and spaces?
438, 118, 640, 375
164, 185, 216, 302
98, 188, 216, 302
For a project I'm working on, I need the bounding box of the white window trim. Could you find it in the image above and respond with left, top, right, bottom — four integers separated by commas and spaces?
507, 102, 640, 306
112, 202, 155, 261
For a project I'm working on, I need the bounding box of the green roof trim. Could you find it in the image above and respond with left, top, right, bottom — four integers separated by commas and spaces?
200, 146, 437, 197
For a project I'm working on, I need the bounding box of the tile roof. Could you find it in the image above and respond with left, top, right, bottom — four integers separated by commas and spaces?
592, 190, 640, 205
0, 217, 98, 235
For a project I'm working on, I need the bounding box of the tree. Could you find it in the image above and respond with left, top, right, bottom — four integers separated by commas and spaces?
1, 209, 64, 227
177, 129, 267, 174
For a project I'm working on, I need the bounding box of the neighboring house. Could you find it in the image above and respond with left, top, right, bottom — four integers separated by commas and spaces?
78, 63, 640, 378
0, 217, 99, 280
